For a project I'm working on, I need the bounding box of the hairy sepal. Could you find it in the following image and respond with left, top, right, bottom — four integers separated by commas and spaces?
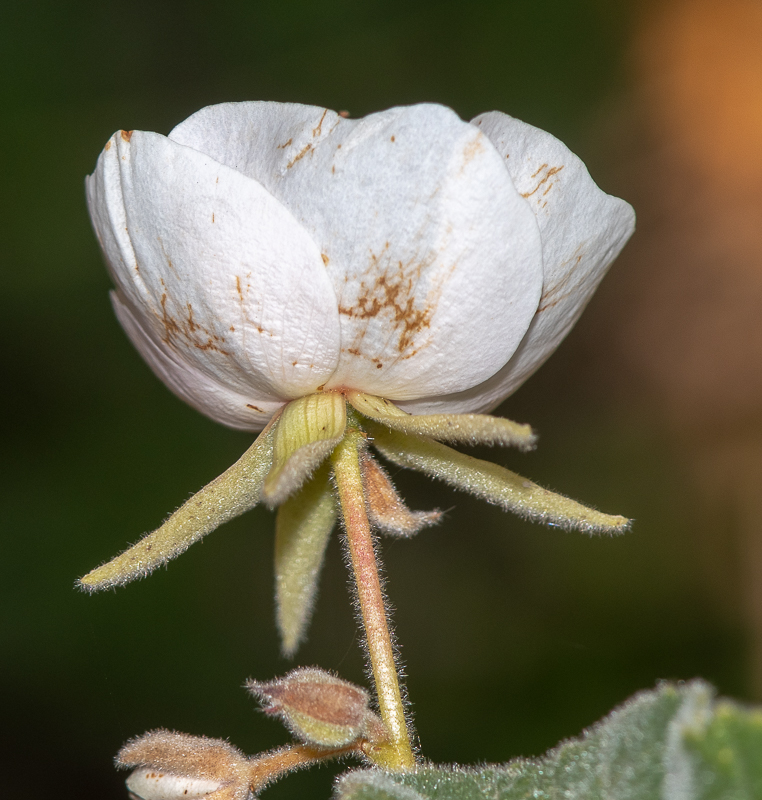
347, 392, 536, 451
359, 451, 441, 537
274, 465, 337, 656
263, 393, 347, 506
78, 417, 279, 592
368, 424, 629, 533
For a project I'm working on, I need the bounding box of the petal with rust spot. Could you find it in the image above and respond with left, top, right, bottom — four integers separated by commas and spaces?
170, 102, 544, 402
112, 291, 283, 430
86, 129, 341, 430
399, 114, 635, 415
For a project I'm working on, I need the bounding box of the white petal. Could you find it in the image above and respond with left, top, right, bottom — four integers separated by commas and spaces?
86, 129, 340, 427
170, 102, 545, 401
396, 114, 635, 415
112, 291, 282, 429
126, 768, 221, 800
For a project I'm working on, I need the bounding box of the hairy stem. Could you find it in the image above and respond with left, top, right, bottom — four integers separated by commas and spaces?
247, 743, 357, 792
331, 431, 416, 771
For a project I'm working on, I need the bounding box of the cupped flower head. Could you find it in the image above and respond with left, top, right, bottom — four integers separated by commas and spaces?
86, 102, 633, 429
81, 102, 635, 665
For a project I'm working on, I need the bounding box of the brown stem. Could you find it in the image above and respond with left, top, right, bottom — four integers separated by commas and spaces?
330, 431, 416, 771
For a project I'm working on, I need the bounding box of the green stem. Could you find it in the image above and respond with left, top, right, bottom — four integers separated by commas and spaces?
331, 431, 416, 771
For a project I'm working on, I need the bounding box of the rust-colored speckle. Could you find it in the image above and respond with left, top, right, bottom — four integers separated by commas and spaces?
230, 325, 235, 332
462, 135, 485, 168
120, 130, 133, 142
337, 248, 439, 359
331, 165, 336, 174
337, 144, 342, 149
521, 164, 564, 201
211, 212, 215, 223
246, 404, 264, 413
277, 138, 293, 150
287, 143, 312, 169
321, 253, 330, 266
376, 363, 383, 369
390, 135, 396, 142
186, 303, 199, 333
537, 250, 583, 313
156, 291, 230, 355
339, 110, 350, 118
104, 140, 112, 151
236, 275, 244, 301
156, 236, 178, 275
313, 109, 328, 138
292, 360, 298, 366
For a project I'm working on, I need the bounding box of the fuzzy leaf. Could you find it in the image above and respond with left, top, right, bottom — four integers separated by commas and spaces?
79, 419, 279, 591
263, 393, 346, 506
368, 424, 628, 533
348, 392, 535, 451
274, 465, 337, 656
336, 682, 762, 800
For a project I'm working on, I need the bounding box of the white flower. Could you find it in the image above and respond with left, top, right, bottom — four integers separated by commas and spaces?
86, 102, 634, 430
81, 103, 635, 665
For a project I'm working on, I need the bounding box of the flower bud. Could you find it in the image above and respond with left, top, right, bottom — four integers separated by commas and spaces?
247, 667, 387, 748
126, 768, 229, 800
118, 730, 252, 800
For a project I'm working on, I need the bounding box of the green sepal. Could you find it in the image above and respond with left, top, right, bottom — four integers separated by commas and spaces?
347, 392, 535, 451
367, 423, 628, 533
263, 393, 347, 506
274, 464, 337, 656
78, 418, 279, 592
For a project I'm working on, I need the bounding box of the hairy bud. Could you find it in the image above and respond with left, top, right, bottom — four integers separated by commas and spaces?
118, 731, 252, 800
247, 667, 388, 748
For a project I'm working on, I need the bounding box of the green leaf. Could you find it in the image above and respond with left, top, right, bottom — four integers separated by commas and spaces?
336, 682, 762, 800
681, 699, 762, 799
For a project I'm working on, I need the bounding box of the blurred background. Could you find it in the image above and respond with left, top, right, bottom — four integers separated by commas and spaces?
2, 0, 761, 798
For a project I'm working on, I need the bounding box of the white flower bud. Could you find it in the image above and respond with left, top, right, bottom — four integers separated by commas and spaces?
86, 102, 634, 430
126, 768, 229, 800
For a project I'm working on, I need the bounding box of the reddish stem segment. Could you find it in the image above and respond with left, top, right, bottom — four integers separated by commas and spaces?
248, 743, 357, 792
331, 432, 415, 771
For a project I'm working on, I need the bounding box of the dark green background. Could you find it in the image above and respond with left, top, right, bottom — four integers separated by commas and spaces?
1, 2, 749, 799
